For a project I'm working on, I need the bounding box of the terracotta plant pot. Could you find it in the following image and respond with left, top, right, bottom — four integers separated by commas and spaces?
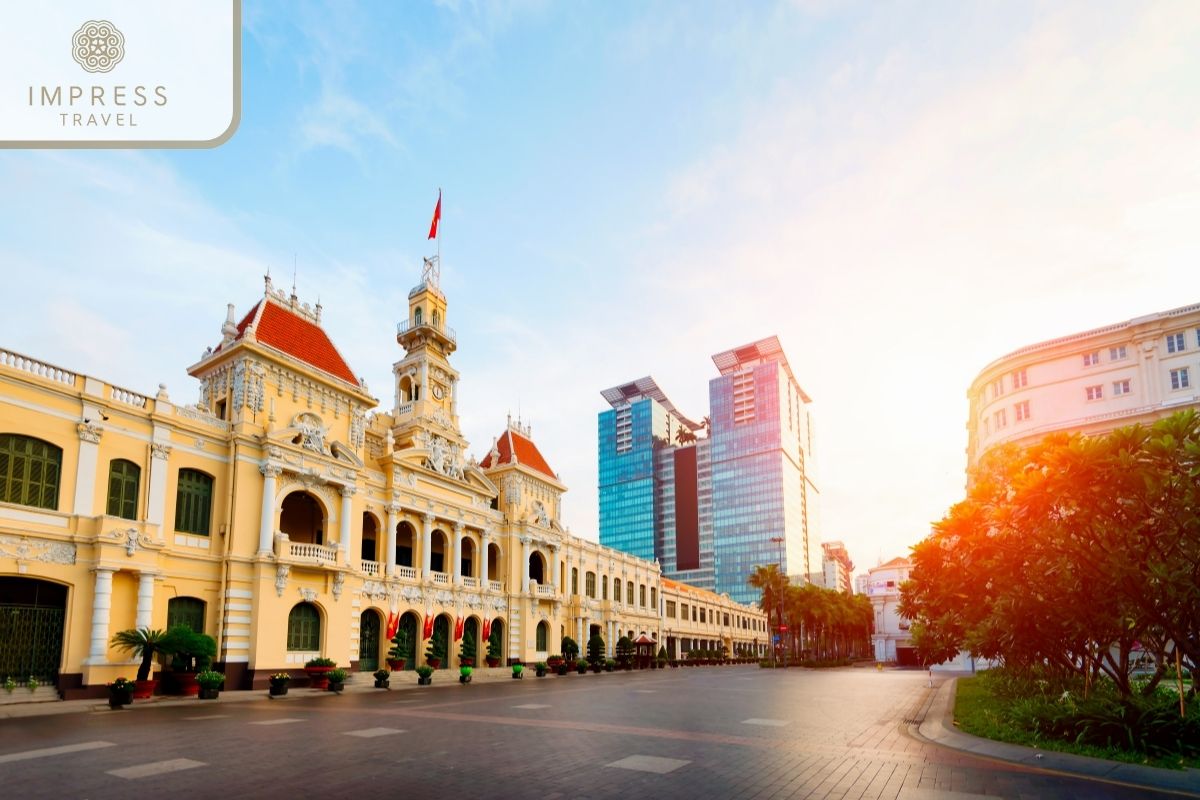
426, 658, 442, 670
386, 659, 406, 671
485, 657, 500, 668
304, 666, 333, 690
132, 679, 157, 699
173, 672, 200, 696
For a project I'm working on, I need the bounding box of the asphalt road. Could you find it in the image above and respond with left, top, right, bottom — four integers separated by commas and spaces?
0, 666, 1185, 799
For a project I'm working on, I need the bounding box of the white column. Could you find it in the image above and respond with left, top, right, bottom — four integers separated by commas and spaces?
146, 440, 171, 528
549, 545, 559, 595
520, 537, 531, 590
85, 567, 115, 664
385, 505, 399, 576
577, 617, 584, 651
452, 524, 464, 585
338, 486, 355, 564
258, 464, 281, 555
73, 421, 103, 515
481, 532, 491, 586
421, 513, 433, 577
609, 620, 616, 657
135, 572, 155, 630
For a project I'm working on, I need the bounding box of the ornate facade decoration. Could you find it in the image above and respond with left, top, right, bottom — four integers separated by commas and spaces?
293, 412, 328, 455
298, 587, 318, 603
350, 406, 365, 450
76, 421, 103, 443
150, 442, 173, 460
332, 571, 346, 600
275, 563, 290, 597
0, 534, 76, 565
104, 527, 146, 557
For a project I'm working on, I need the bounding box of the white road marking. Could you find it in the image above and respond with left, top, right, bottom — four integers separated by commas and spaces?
633, 689, 656, 693
606, 755, 690, 774
249, 718, 304, 725
512, 703, 550, 709
0, 741, 115, 764
107, 758, 206, 779
342, 727, 404, 738
741, 718, 789, 727
183, 714, 229, 720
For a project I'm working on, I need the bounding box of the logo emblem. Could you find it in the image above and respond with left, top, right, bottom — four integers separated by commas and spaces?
71, 20, 124, 73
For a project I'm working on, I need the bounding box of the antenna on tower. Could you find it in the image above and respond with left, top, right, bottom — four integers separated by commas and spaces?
291, 254, 298, 301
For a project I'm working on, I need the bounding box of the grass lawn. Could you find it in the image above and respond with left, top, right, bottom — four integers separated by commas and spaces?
953, 676, 1199, 770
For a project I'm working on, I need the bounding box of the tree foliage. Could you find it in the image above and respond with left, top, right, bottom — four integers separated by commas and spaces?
901, 411, 1200, 701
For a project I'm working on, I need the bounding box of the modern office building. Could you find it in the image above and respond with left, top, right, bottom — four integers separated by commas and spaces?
967, 301, 1200, 469
821, 541, 855, 594
599, 336, 820, 606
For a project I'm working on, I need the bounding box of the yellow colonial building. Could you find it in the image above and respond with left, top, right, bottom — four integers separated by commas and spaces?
0, 265, 704, 699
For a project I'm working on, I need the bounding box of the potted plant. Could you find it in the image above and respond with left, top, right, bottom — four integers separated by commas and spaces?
586, 634, 605, 672
575, 658, 588, 675
327, 668, 348, 693
373, 669, 390, 689
485, 626, 502, 668
460, 665, 473, 684
425, 626, 447, 669
387, 627, 412, 671
561, 636, 580, 663
196, 670, 224, 700
304, 657, 337, 690
616, 636, 634, 671
546, 654, 563, 671
164, 625, 216, 696
416, 664, 433, 685
459, 629, 476, 668
268, 672, 291, 696
605, 658, 616, 672
657, 646, 669, 670
534, 661, 548, 677
110, 627, 172, 699
107, 677, 135, 709
511, 663, 524, 679
556, 660, 570, 676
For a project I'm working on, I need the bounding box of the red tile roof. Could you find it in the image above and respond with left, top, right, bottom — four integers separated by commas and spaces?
218, 299, 359, 386
479, 427, 557, 480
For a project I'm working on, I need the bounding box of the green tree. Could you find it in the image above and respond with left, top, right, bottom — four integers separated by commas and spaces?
110, 627, 172, 682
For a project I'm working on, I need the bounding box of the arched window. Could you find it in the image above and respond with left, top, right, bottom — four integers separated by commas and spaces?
413, 307, 423, 326
602, 574, 608, 600
0, 434, 62, 510
651, 587, 658, 608
614, 577, 621, 603
626, 581, 634, 605
167, 596, 205, 632
536, 620, 548, 651
106, 459, 140, 519
175, 469, 213, 535
571, 567, 578, 595
287, 602, 321, 651
640, 584, 647, 607
585, 571, 596, 598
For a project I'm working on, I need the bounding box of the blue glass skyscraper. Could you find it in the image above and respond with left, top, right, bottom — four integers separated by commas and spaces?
598, 337, 819, 605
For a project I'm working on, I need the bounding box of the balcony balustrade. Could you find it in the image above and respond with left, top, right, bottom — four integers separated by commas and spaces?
360, 560, 381, 576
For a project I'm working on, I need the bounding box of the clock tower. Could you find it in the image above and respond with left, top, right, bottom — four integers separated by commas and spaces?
391, 257, 463, 455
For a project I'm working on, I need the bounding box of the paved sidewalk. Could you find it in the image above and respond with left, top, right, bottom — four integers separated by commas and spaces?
914, 677, 1200, 798
0, 666, 530, 720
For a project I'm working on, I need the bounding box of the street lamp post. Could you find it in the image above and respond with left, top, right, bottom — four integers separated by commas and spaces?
769, 536, 785, 667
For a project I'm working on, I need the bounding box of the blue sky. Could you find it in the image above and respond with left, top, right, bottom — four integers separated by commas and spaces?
3, 1, 1199, 573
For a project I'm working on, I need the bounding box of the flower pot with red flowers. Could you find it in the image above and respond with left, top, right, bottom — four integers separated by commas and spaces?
107, 677, 135, 709
304, 657, 337, 689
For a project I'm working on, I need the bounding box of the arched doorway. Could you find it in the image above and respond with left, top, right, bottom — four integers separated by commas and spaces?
536, 620, 549, 652
431, 529, 448, 574
488, 617, 505, 666
280, 491, 324, 545
0, 577, 67, 685
359, 610, 381, 671
430, 615, 451, 668
528, 551, 545, 584
360, 513, 379, 562
396, 522, 415, 568
395, 611, 419, 669
461, 538, 475, 578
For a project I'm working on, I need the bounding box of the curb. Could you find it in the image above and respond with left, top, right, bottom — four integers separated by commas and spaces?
914, 677, 1200, 798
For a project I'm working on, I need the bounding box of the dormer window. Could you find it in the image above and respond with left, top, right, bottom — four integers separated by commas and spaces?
413, 307, 423, 326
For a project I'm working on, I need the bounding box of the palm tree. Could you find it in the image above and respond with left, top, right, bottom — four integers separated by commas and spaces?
675, 427, 696, 446
748, 564, 789, 640
111, 627, 172, 682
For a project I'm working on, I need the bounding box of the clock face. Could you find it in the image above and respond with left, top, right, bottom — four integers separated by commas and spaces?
432, 385, 445, 400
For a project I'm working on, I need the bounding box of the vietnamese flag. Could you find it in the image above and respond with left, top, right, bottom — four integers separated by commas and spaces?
386, 611, 399, 640
427, 190, 441, 240
422, 614, 433, 640
482, 619, 491, 642
454, 617, 464, 642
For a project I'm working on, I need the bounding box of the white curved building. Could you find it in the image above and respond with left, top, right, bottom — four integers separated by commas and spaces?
967, 301, 1200, 469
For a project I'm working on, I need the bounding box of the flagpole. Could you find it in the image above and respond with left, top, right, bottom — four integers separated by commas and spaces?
437, 187, 442, 286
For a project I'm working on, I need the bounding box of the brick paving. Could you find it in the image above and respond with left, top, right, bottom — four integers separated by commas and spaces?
0, 666, 1193, 798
